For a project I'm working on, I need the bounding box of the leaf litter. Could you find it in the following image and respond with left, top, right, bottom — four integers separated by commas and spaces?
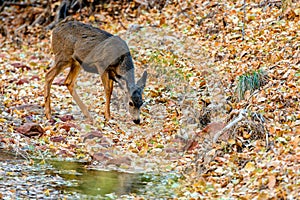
0, 0, 300, 198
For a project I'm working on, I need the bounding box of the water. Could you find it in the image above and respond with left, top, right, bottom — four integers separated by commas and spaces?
0, 151, 179, 199
0, 151, 144, 199
47, 160, 143, 197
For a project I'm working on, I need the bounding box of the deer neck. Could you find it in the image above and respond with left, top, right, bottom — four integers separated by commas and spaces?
122, 68, 136, 96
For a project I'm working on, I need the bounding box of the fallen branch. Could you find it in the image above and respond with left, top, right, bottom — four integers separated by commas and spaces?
213, 109, 247, 143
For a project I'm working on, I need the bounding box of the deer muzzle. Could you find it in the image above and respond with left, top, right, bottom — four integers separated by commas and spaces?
129, 106, 141, 124
133, 119, 140, 124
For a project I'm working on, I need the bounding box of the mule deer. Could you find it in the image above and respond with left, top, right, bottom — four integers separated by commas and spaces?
44, 21, 147, 124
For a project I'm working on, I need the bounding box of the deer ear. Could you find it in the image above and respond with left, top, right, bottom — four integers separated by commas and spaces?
137, 71, 147, 90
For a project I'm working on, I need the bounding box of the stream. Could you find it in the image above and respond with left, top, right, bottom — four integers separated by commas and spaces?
0, 151, 179, 199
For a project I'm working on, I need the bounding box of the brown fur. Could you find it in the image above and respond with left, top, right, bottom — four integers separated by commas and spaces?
44, 21, 147, 124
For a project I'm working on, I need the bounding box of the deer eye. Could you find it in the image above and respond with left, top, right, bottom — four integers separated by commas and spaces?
129, 102, 134, 107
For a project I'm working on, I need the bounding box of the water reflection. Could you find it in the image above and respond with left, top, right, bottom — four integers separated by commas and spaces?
48, 160, 143, 196
0, 151, 178, 198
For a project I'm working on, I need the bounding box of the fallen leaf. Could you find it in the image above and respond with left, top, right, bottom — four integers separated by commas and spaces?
60, 122, 78, 132
16, 123, 44, 137
50, 136, 66, 143
268, 175, 276, 189
244, 161, 256, 172
83, 131, 103, 142
58, 115, 75, 122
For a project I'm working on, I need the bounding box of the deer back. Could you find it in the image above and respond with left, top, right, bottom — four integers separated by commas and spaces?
52, 21, 130, 74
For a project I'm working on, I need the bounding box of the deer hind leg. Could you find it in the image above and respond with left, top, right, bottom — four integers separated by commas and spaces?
65, 62, 92, 121
44, 61, 67, 120
101, 72, 114, 120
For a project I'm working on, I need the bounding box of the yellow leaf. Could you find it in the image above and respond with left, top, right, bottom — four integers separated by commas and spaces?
228, 138, 235, 145
76, 153, 86, 159
138, 148, 147, 157
29, 62, 37, 66
6, 172, 15, 176
13, 109, 23, 115
0, 118, 6, 123
257, 192, 269, 200
44, 189, 50, 196
89, 15, 95, 22
193, 177, 206, 188
38, 160, 46, 165
244, 162, 256, 172
243, 132, 251, 139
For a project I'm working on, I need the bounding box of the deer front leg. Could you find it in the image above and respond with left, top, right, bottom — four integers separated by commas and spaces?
101, 72, 114, 120
44, 62, 65, 120
65, 64, 93, 121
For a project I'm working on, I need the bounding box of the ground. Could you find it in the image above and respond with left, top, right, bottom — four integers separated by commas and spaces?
0, 0, 299, 199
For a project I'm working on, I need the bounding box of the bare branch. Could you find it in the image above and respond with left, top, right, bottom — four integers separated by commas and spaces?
213, 109, 247, 143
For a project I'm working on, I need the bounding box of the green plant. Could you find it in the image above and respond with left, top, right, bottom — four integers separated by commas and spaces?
236, 69, 267, 100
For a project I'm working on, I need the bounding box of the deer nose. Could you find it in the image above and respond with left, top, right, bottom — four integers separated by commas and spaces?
133, 119, 140, 124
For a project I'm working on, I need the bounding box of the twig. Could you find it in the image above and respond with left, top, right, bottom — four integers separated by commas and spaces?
118, 19, 127, 30
213, 109, 247, 143
265, 128, 269, 148
242, 0, 246, 40
133, 0, 148, 6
